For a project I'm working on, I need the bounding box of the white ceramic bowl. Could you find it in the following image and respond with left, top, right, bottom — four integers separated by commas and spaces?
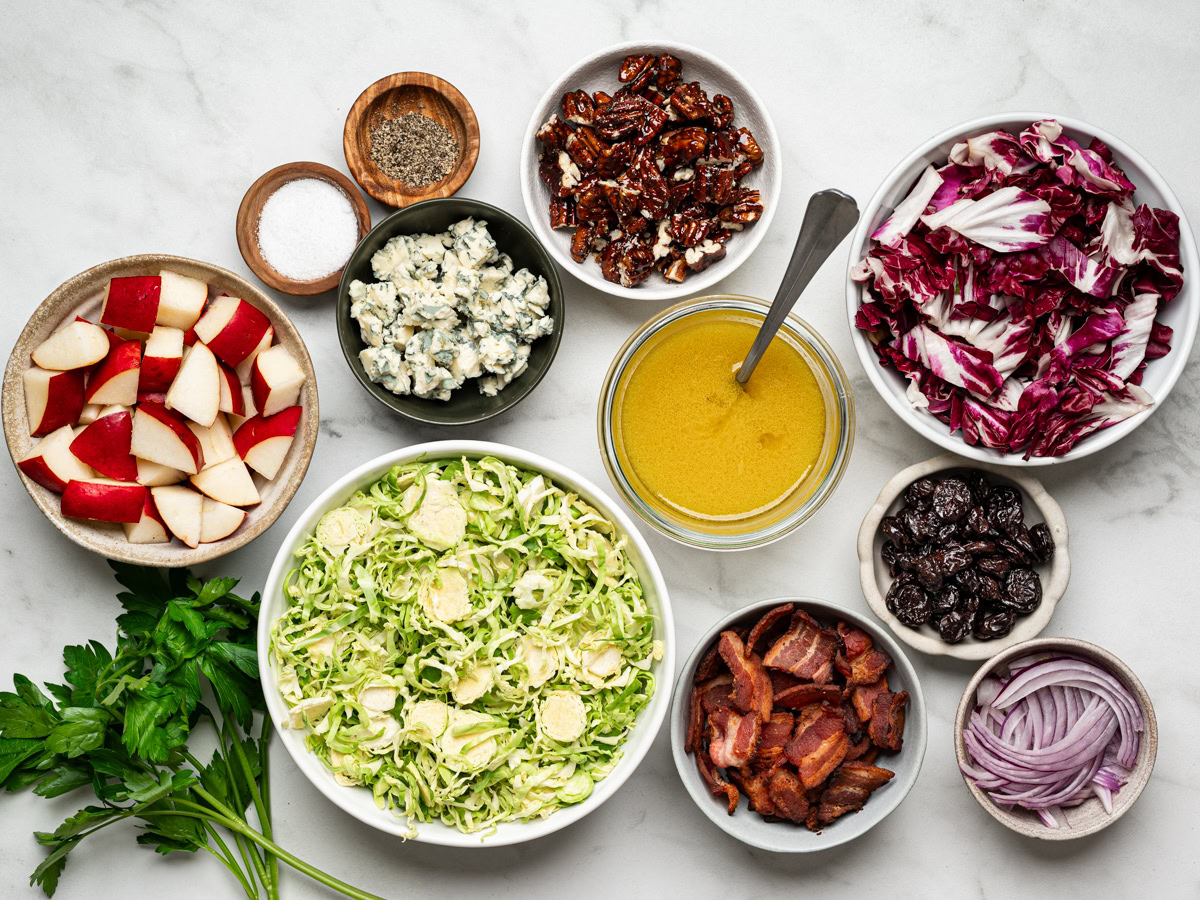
845, 112, 1200, 466
858, 455, 1070, 661
257, 441, 674, 847
521, 40, 781, 301
670, 597, 927, 852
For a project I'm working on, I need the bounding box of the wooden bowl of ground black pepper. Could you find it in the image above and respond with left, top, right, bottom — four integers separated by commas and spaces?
343, 72, 479, 208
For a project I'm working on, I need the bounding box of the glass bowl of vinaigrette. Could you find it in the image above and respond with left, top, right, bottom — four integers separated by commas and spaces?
598, 296, 854, 550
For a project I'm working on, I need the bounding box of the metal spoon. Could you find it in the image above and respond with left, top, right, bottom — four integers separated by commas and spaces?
735, 189, 860, 384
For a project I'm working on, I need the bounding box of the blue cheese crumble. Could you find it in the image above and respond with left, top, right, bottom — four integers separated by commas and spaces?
350, 218, 554, 400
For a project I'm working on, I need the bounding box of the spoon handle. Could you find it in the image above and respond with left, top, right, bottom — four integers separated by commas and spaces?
736, 189, 860, 384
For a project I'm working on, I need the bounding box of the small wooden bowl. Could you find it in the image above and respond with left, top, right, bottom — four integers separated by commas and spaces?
236, 162, 371, 295
343, 72, 480, 208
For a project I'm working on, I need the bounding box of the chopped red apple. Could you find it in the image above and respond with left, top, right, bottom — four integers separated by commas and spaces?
136, 457, 186, 486
84, 340, 141, 406
193, 296, 273, 368
78, 403, 104, 425
187, 413, 236, 468
165, 341, 220, 427
131, 402, 204, 474
137, 390, 167, 406
138, 325, 184, 391
31, 320, 110, 370
61, 478, 145, 524
190, 456, 260, 507
150, 485, 203, 548
217, 360, 244, 416
17, 425, 94, 492
157, 270, 208, 330
24, 367, 85, 436
250, 344, 305, 417
69, 408, 136, 481
100, 276, 160, 337
232, 406, 301, 480
200, 497, 246, 543
123, 491, 170, 544
235, 328, 274, 383
228, 386, 256, 431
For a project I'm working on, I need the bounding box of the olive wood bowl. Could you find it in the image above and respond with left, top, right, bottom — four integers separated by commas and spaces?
2, 254, 319, 565
343, 72, 479, 208
236, 161, 371, 295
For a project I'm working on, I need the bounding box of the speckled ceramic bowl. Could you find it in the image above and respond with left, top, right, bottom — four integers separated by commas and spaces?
954, 636, 1157, 839
2, 254, 318, 565
670, 597, 927, 852
858, 454, 1069, 660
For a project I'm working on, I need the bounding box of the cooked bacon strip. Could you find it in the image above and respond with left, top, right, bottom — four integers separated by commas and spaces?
696, 749, 740, 815
810, 761, 895, 827
707, 707, 761, 769
697, 674, 734, 714
850, 676, 889, 723
844, 736, 872, 761
694, 641, 727, 682
769, 669, 801, 693
842, 700, 864, 742
754, 711, 794, 771
730, 767, 774, 816
766, 767, 809, 823
784, 705, 849, 788
834, 624, 893, 685
746, 602, 794, 655
868, 690, 909, 751
685, 684, 704, 753
773, 682, 842, 710
837, 622, 873, 659
763, 610, 836, 683
717, 631, 773, 723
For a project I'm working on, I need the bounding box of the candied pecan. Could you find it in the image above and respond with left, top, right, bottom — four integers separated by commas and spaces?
599, 94, 669, 145
693, 164, 736, 205
549, 197, 577, 230
535, 115, 570, 151
663, 257, 689, 282
618, 54, 656, 84
564, 128, 600, 171
538, 150, 578, 198
597, 141, 634, 178
735, 127, 765, 166
659, 127, 708, 168
710, 94, 734, 129
670, 213, 716, 248
668, 178, 696, 211
600, 235, 655, 287
669, 81, 713, 120
709, 228, 735, 244
720, 188, 764, 225
592, 90, 613, 109
561, 89, 596, 126
629, 152, 670, 219
654, 54, 682, 89
576, 181, 612, 224
699, 129, 737, 165
684, 239, 727, 272
569, 223, 595, 262
733, 160, 756, 180
639, 85, 670, 107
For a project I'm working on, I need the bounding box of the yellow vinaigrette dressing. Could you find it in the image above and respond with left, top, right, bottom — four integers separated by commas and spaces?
614, 310, 831, 531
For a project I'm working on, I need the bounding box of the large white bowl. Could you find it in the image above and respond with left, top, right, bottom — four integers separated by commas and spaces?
520, 40, 781, 301
845, 112, 1200, 466
257, 441, 674, 847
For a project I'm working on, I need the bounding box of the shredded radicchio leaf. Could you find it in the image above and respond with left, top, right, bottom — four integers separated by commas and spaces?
853, 119, 1184, 457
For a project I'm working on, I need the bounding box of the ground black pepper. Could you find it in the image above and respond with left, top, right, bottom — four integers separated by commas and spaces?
369, 113, 460, 188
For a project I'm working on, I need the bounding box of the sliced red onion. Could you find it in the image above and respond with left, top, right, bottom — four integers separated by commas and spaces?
961, 652, 1143, 827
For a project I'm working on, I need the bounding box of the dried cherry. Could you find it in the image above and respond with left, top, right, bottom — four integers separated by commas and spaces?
935, 610, 972, 643
1002, 568, 1042, 614
1029, 522, 1056, 563
974, 609, 1016, 640
904, 478, 937, 509
932, 477, 973, 522
887, 582, 932, 627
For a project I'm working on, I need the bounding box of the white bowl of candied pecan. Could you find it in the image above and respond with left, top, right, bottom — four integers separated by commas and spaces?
521, 41, 781, 299
670, 597, 927, 851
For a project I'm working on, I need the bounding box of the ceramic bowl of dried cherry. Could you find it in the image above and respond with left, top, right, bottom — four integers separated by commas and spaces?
858, 454, 1070, 661
669, 597, 927, 852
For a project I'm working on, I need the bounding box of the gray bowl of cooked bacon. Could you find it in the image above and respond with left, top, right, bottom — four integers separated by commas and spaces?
671, 597, 927, 850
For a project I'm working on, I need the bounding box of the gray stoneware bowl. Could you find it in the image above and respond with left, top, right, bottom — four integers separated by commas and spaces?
954, 636, 1157, 839
335, 197, 564, 426
670, 597, 927, 852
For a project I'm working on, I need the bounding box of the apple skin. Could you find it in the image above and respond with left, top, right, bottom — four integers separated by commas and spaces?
134, 401, 205, 473
17, 426, 94, 492
217, 361, 244, 416
84, 340, 142, 405
24, 367, 86, 436
138, 326, 184, 392
194, 297, 272, 368
61, 479, 146, 524
137, 390, 167, 406
69, 410, 137, 481
100, 276, 161, 335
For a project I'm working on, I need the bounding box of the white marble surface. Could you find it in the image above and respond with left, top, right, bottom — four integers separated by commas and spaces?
2, 1, 1199, 897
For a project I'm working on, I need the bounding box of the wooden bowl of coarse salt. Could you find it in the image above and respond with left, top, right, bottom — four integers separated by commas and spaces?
236, 161, 371, 295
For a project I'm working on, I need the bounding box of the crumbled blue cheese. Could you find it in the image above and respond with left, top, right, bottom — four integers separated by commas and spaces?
349, 218, 554, 400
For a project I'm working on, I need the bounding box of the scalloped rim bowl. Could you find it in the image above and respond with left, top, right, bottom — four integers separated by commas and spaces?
953, 636, 1157, 839
858, 454, 1070, 661
520, 39, 781, 301
845, 112, 1200, 466
670, 596, 927, 852
257, 440, 674, 847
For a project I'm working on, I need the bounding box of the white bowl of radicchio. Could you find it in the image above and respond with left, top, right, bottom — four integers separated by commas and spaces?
846, 113, 1199, 465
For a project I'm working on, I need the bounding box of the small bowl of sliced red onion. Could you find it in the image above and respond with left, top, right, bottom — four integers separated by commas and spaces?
846, 113, 1199, 464
954, 637, 1157, 839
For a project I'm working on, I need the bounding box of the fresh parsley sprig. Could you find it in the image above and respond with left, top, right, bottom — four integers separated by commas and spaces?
0, 562, 381, 900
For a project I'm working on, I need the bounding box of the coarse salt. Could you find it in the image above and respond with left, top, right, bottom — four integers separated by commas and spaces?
256, 178, 359, 281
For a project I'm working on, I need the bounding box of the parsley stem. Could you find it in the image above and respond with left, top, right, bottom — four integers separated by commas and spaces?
230, 730, 278, 900
257, 716, 278, 891
200, 828, 258, 900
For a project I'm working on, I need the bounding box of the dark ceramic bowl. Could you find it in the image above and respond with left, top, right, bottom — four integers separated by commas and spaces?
336, 197, 564, 425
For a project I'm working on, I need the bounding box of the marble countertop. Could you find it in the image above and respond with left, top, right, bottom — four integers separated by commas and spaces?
3, 1, 1198, 897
